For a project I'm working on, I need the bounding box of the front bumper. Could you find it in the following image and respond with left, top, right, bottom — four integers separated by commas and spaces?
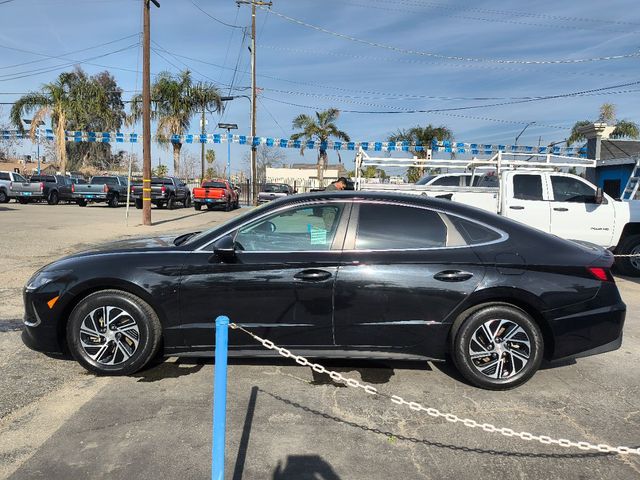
21, 287, 67, 354
545, 283, 626, 362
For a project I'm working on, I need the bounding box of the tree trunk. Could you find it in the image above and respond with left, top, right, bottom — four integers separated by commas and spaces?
317, 150, 326, 187
56, 111, 67, 175
173, 142, 182, 175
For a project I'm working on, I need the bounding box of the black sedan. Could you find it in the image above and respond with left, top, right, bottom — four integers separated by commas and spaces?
22, 191, 625, 389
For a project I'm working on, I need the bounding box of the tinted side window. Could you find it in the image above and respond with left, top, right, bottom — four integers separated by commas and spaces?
513, 175, 543, 200
449, 216, 503, 245
356, 204, 447, 249
432, 176, 462, 186
550, 176, 596, 203
0, 172, 9, 180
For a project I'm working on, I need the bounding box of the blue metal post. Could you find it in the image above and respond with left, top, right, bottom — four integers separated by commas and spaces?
227, 130, 232, 183
212, 315, 229, 480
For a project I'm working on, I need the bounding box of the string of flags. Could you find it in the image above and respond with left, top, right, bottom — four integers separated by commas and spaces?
1, 129, 589, 157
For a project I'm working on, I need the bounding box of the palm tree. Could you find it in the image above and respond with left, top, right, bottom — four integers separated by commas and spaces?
130, 71, 223, 174
290, 108, 350, 186
389, 125, 454, 182
10, 71, 95, 174
568, 103, 639, 145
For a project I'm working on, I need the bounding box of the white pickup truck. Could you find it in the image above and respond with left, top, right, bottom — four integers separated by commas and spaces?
356, 152, 640, 276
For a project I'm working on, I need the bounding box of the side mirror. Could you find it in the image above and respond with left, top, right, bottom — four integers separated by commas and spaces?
210, 234, 237, 263
595, 187, 604, 205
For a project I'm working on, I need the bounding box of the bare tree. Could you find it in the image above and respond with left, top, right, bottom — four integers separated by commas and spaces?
243, 144, 286, 182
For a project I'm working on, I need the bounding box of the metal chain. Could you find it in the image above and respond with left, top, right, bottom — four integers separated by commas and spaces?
613, 254, 640, 257
229, 323, 640, 456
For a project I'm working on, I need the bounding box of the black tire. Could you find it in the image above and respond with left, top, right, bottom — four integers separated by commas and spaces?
615, 234, 640, 277
77, 199, 87, 207
17, 197, 30, 204
451, 304, 543, 390
184, 196, 191, 208
224, 198, 231, 212
66, 290, 162, 375
194, 202, 202, 211
0, 189, 8, 203
135, 199, 143, 209
167, 196, 175, 210
47, 190, 59, 205
108, 194, 120, 208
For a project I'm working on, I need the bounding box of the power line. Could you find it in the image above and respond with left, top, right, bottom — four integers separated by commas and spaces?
189, 0, 244, 28
265, 8, 640, 65
0, 33, 140, 71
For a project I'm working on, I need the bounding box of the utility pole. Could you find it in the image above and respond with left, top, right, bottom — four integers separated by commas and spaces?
142, 0, 160, 226
236, 0, 271, 205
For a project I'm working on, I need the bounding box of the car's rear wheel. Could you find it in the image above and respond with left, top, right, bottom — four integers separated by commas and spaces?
66, 290, 162, 375
184, 196, 191, 208
77, 199, 87, 207
135, 199, 142, 209
167, 196, 175, 210
452, 305, 543, 390
194, 202, 202, 211
47, 190, 59, 205
224, 199, 231, 212
616, 234, 640, 277
108, 194, 120, 208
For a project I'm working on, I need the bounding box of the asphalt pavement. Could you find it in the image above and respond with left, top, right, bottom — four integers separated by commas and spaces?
1, 202, 639, 479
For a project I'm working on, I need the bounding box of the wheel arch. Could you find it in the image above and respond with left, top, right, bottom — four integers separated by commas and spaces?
447, 289, 555, 360
617, 223, 640, 249
57, 280, 166, 352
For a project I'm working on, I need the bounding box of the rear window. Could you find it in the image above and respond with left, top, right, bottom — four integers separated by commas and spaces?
91, 176, 118, 185
30, 175, 54, 183
432, 176, 463, 186
151, 178, 174, 186
0, 172, 9, 181
203, 181, 226, 188
263, 184, 287, 193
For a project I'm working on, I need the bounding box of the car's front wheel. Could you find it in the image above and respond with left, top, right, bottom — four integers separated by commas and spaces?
452, 305, 543, 390
66, 290, 162, 375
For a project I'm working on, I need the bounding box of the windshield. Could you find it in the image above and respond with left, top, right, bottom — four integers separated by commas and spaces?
263, 184, 286, 192
415, 175, 435, 185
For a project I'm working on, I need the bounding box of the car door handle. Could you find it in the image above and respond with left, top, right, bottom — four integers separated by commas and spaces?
509, 206, 525, 210
294, 269, 333, 281
433, 270, 474, 282
553, 207, 569, 212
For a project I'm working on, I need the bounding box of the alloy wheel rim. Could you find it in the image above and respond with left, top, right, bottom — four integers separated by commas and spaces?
79, 306, 140, 365
630, 245, 640, 270
468, 319, 531, 380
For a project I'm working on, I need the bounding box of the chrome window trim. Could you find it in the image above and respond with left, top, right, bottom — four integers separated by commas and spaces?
195, 199, 349, 253
349, 199, 509, 251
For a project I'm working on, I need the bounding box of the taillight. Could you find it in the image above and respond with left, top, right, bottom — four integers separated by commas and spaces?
71, 183, 75, 193
587, 267, 612, 282
39, 182, 44, 192
161, 185, 166, 194
103, 184, 108, 193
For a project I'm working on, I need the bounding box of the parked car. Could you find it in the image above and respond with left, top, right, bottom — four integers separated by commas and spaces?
192, 179, 238, 211
27, 174, 76, 205
0, 170, 30, 203
21, 191, 625, 390
258, 183, 294, 204
130, 176, 191, 209
72, 175, 129, 207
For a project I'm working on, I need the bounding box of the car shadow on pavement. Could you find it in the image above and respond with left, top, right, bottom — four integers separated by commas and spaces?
258, 388, 617, 460
615, 273, 640, 285
133, 357, 205, 382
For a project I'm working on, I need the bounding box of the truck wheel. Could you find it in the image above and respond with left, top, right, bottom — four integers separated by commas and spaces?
167, 196, 175, 210
194, 202, 202, 211
184, 196, 191, 208
452, 304, 543, 390
77, 199, 87, 207
616, 234, 640, 277
135, 199, 142, 209
66, 290, 162, 375
224, 199, 231, 212
108, 194, 120, 208
47, 191, 59, 205
0, 189, 8, 203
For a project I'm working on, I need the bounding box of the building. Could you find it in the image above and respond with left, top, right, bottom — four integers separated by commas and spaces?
580, 123, 640, 198
266, 163, 348, 191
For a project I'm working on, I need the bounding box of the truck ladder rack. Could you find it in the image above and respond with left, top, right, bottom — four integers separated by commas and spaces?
621, 158, 640, 201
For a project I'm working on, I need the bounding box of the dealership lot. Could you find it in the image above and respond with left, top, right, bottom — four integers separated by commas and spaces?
1, 203, 639, 479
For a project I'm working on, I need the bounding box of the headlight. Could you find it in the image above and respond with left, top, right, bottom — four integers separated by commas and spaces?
26, 270, 72, 291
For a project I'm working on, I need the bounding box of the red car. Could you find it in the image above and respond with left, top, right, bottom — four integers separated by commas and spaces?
192, 179, 239, 211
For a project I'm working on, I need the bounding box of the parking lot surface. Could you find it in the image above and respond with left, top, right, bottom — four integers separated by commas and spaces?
1, 203, 639, 479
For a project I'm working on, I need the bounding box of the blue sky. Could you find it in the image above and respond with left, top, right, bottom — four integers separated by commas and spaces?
0, 0, 639, 174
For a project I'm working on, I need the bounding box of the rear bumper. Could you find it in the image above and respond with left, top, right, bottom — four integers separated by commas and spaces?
13, 191, 44, 199
73, 193, 109, 201
545, 283, 626, 362
194, 198, 226, 204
